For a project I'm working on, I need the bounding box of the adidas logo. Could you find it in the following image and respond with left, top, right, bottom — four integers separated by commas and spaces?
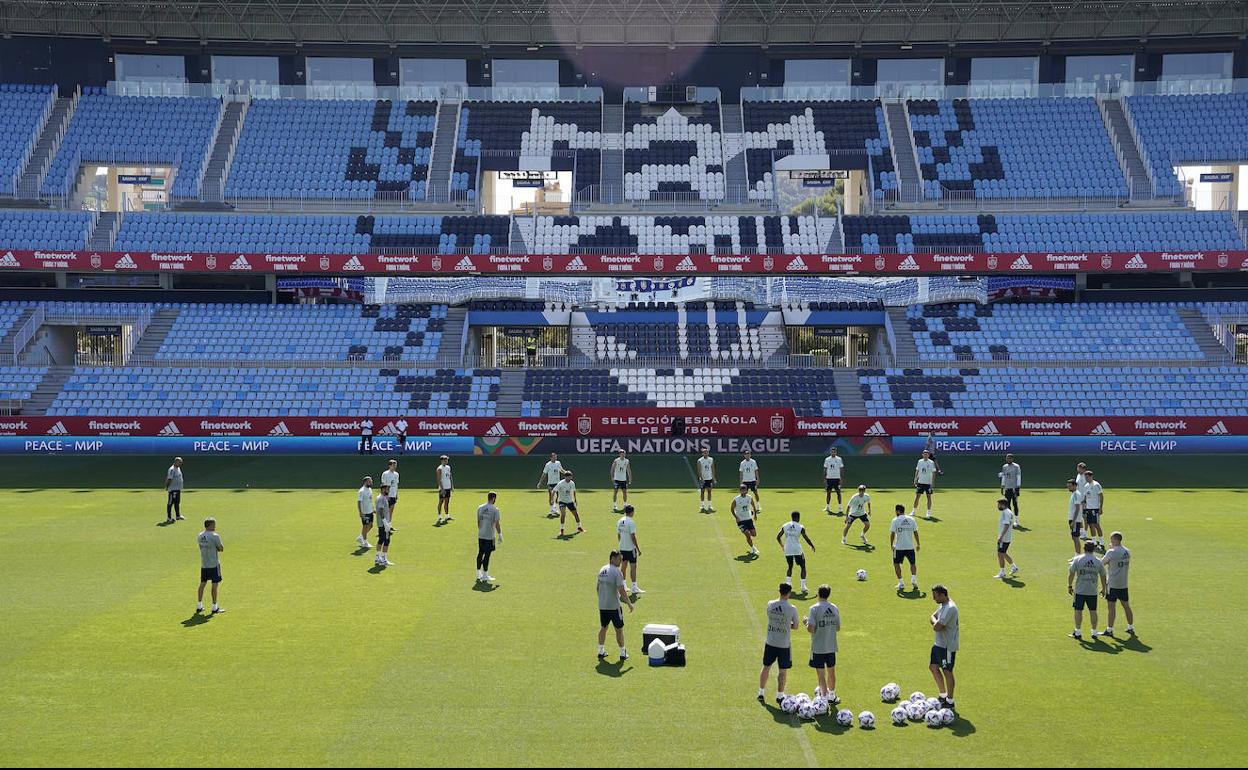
268, 421, 293, 437
864, 421, 888, 436
1125, 254, 1148, 270
114, 253, 138, 269
565, 256, 588, 272
1090, 421, 1114, 436
976, 421, 1001, 436
343, 256, 365, 272
157, 421, 182, 437
454, 256, 476, 271
485, 422, 508, 437
1010, 255, 1033, 271
898, 256, 920, 271
675, 256, 696, 271
786, 256, 808, 272
229, 255, 252, 271
378, 421, 398, 435
45, 421, 68, 436
0, 251, 19, 268
1207, 420, 1229, 436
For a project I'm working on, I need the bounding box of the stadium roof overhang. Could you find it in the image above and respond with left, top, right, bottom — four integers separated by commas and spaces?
1, 0, 1246, 47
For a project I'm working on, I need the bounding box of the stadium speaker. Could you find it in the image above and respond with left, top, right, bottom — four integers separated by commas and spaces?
671, 416, 686, 436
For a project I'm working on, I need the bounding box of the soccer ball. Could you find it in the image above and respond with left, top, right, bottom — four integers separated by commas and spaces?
810, 696, 829, 716
795, 693, 812, 708
909, 691, 926, 704
780, 695, 800, 714
858, 711, 876, 729
880, 683, 901, 702
856, 569, 868, 581
925, 709, 944, 727
905, 701, 927, 721
835, 709, 854, 726
939, 708, 955, 725
890, 706, 908, 725
925, 697, 941, 713
798, 704, 818, 720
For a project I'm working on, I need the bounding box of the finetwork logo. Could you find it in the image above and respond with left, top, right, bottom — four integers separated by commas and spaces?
229, 255, 252, 271
1010, 255, 1033, 271
1125, 254, 1148, 270
864, 421, 888, 436
114, 253, 138, 269
898, 256, 920, 271
565, 256, 588, 272
485, 422, 508, 437
46, 421, 69, 436
454, 256, 476, 271
976, 421, 1001, 436
342, 256, 365, 272
675, 256, 697, 272
1207, 421, 1230, 436
268, 421, 293, 437
786, 256, 808, 272
1090, 421, 1114, 436
157, 421, 182, 437
0, 251, 19, 268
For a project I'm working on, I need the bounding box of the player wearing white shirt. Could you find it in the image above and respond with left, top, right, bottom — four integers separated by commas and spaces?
374, 484, 394, 567
435, 456, 454, 525
393, 418, 408, 455
1066, 478, 1085, 556
356, 476, 375, 549
999, 453, 1022, 527
731, 484, 760, 555
804, 584, 842, 704
535, 452, 566, 517
912, 450, 938, 519
822, 449, 845, 514
889, 504, 921, 591
776, 511, 816, 594
739, 450, 762, 511
1074, 462, 1089, 539
616, 505, 643, 594
994, 497, 1019, 580
554, 471, 584, 537
359, 418, 375, 455
610, 451, 632, 512
1082, 470, 1106, 549
696, 449, 717, 512
841, 484, 871, 546
475, 492, 502, 583
1101, 531, 1134, 637
381, 459, 400, 516
164, 456, 185, 523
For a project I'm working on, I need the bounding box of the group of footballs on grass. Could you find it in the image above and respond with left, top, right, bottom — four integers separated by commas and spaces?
780, 684, 955, 728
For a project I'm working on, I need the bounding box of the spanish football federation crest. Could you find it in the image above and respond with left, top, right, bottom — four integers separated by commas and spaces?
90, 253, 102, 268
206, 255, 217, 270
577, 415, 592, 436
770, 413, 785, 435
543, 255, 554, 271
762, 255, 774, 271
1101, 254, 1113, 270
320, 256, 331, 271
986, 255, 998, 270
653, 256, 664, 271
874, 256, 885, 271
431, 256, 442, 271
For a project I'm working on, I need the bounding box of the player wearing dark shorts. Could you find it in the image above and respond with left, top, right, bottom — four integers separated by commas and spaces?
928, 585, 958, 709
596, 552, 634, 662
1068, 540, 1107, 639
1101, 532, 1134, 636
196, 518, 225, 615
805, 584, 841, 703
731, 486, 760, 555
759, 582, 800, 704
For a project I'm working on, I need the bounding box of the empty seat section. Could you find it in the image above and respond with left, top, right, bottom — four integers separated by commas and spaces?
1125, 92, 1248, 198
0, 85, 55, 195
528, 215, 834, 254
624, 102, 724, 201
0, 209, 94, 249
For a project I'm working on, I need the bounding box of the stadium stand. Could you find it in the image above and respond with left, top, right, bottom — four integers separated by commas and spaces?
226, 99, 438, 201
0, 367, 44, 406
0, 209, 95, 249
624, 102, 724, 201
907, 98, 1127, 199
0, 85, 55, 195
1125, 92, 1248, 198
43, 92, 221, 198
525, 215, 835, 254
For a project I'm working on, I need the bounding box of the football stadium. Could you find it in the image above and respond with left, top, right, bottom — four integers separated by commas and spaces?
2, 0, 1248, 766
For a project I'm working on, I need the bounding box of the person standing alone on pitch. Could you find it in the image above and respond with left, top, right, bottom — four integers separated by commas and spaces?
356, 476, 375, 549
999, 453, 1022, 527
536, 452, 565, 517
841, 484, 871, 546
889, 504, 920, 591
435, 455, 454, 525
1082, 470, 1106, 550
393, 418, 408, 455
616, 504, 644, 595
610, 450, 632, 513
777, 511, 816, 594
912, 450, 938, 520
1069, 540, 1108, 640
994, 497, 1020, 579
165, 456, 185, 523
476, 492, 501, 583
731, 483, 760, 555
381, 459, 400, 519
374, 483, 394, 567
804, 584, 841, 704
1101, 531, 1134, 636
928, 584, 958, 711
196, 518, 225, 615
359, 417, 374, 455
554, 470, 584, 537
758, 582, 800, 705
823, 448, 844, 515
697, 448, 716, 513
596, 551, 634, 662
739, 450, 762, 512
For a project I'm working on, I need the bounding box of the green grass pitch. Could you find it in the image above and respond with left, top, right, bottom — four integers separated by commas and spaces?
1, 454, 1246, 767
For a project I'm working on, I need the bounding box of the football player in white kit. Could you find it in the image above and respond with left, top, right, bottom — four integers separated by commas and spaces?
536, 452, 565, 517
739, 450, 762, 512
822, 448, 844, 515
696, 449, 716, 512
912, 450, 938, 519
731, 484, 760, 555
435, 456, 454, 525
610, 450, 632, 513
777, 511, 816, 594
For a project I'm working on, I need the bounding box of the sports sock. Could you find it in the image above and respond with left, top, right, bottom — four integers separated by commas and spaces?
619, 647, 627, 657
196, 603, 203, 610
758, 688, 765, 698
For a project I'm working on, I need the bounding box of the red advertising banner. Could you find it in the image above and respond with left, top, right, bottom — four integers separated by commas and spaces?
0, 413, 1241, 438
1, 248, 1245, 276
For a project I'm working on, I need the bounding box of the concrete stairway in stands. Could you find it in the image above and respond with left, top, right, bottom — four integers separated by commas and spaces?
1178, 308, 1232, 361
201, 101, 248, 203
131, 309, 180, 359
86, 212, 121, 251
887, 307, 920, 363
1099, 97, 1153, 199
24, 366, 72, 416
825, 215, 844, 254
883, 102, 922, 204
509, 216, 529, 254
0, 308, 36, 357
720, 102, 748, 204
494, 369, 526, 417
427, 100, 461, 203
832, 368, 868, 416
16, 97, 76, 200
599, 103, 624, 205
437, 306, 468, 364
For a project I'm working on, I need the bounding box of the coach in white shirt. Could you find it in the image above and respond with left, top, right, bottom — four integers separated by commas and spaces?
394, 418, 409, 455
359, 418, 375, 455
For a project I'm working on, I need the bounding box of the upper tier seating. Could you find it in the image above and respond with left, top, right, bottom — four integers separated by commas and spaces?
0, 210, 94, 250
50, 367, 500, 417
227, 99, 438, 200
454, 101, 602, 201
44, 94, 220, 198
0, 367, 45, 405
905, 302, 1203, 362
1125, 92, 1248, 197
842, 211, 1244, 254
907, 98, 1127, 199
742, 100, 893, 200
859, 366, 1248, 416
0, 85, 54, 195
624, 103, 724, 201
527, 215, 834, 254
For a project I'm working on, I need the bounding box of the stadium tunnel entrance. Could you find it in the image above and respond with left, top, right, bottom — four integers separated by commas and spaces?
483, 170, 572, 216
78, 164, 174, 212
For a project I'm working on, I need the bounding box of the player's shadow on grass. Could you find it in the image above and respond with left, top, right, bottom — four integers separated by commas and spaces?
811, 714, 852, 735
896, 588, 927, 600
595, 660, 631, 678
1013, 525, 1032, 533
472, 581, 500, 593
367, 564, 388, 575
1078, 636, 1120, 655
157, 519, 176, 527
1001, 577, 1026, 589
948, 715, 977, 737
735, 553, 760, 563
350, 546, 371, 556
1111, 634, 1152, 654
181, 613, 211, 628
846, 543, 875, 553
